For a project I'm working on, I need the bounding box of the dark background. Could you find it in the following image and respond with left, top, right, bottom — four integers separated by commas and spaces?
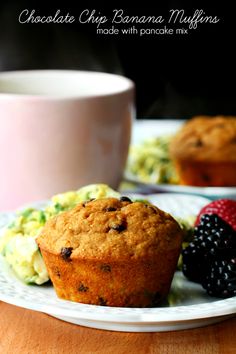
0, 1, 234, 118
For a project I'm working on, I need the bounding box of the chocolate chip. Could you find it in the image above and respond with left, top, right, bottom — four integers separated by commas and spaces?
110, 223, 126, 232
120, 196, 132, 203
148, 206, 157, 213
202, 174, 211, 182
98, 297, 107, 306
231, 137, 236, 144
100, 264, 111, 272
78, 283, 89, 292
150, 292, 162, 306
55, 269, 61, 278
193, 139, 203, 147
105, 207, 117, 212
60, 247, 73, 261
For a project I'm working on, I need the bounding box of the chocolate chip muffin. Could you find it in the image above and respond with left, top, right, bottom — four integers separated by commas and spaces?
37, 197, 183, 307
170, 116, 236, 186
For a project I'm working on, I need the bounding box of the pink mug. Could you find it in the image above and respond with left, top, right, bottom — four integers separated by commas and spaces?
0, 70, 134, 211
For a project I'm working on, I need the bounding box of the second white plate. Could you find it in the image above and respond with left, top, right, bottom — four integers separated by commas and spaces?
126, 119, 236, 199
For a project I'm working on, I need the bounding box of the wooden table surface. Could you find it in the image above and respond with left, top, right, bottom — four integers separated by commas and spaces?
1, 301, 236, 354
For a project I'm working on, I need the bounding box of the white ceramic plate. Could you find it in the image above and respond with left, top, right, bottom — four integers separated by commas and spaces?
0, 193, 236, 332
126, 120, 236, 199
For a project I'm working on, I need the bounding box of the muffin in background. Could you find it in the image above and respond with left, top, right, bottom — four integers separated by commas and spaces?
170, 116, 236, 187
37, 198, 183, 307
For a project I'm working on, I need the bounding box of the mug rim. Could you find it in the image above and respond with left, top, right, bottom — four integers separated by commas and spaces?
0, 69, 135, 101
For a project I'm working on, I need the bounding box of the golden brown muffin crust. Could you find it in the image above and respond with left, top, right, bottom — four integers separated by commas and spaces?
170, 116, 236, 161
37, 197, 183, 306
37, 198, 182, 261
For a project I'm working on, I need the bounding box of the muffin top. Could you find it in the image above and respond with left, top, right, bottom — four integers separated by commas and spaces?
170, 116, 236, 162
37, 197, 183, 261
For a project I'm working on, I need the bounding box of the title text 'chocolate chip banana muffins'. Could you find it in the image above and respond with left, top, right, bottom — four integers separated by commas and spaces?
37, 197, 183, 307
170, 116, 236, 186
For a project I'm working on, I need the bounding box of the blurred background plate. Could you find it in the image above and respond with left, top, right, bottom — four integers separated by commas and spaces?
125, 120, 236, 199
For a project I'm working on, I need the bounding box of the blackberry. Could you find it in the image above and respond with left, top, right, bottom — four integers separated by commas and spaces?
195, 214, 236, 258
202, 258, 236, 298
182, 241, 209, 283
182, 214, 236, 298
